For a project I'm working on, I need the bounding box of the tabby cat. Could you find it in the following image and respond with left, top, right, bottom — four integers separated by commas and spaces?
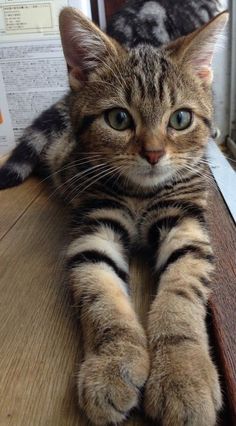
0, 1, 228, 425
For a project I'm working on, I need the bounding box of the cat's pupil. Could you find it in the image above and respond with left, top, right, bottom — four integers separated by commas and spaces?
116, 111, 126, 124
176, 112, 183, 125
169, 109, 192, 130
105, 108, 132, 130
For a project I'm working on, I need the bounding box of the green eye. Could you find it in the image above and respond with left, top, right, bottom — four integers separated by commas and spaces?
105, 108, 133, 131
169, 109, 192, 130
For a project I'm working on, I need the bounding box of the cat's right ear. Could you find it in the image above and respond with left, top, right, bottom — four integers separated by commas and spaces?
166, 11, 228, 85
59, 7, 120, 89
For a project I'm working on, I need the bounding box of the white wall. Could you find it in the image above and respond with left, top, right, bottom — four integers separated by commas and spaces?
212, 0, 230, 143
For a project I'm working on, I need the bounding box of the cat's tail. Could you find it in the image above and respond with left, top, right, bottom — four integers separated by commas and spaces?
0, 96, 70, 190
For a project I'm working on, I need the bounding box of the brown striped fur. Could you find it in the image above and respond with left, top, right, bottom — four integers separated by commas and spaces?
47, 8, 229, 425
46, 9, 228, 425
1, 6, 229, 426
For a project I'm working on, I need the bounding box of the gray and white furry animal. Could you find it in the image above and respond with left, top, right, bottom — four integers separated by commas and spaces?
107, 0, 227, 47
0, 0, 226, 189
107, 0, 226, 47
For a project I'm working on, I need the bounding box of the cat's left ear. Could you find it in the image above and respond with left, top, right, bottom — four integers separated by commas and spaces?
167, 11, 229, 85
59, 7, 121, 88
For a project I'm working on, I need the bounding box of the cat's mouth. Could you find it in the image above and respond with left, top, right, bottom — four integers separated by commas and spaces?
138, 162, 166, 177
123, 161, 174, 187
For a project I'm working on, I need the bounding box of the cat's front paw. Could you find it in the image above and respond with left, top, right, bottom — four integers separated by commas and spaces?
78, 342, 149, 425
144, 344, 222, 426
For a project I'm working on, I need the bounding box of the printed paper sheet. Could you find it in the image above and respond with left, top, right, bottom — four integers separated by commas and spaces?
0, 0, 88, 155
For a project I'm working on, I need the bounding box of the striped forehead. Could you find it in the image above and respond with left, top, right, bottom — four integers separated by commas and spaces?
125, 47, 176, 122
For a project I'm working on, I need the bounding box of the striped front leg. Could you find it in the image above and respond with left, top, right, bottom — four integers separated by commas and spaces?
143, 201, 222, 426
67, 205, 149, 425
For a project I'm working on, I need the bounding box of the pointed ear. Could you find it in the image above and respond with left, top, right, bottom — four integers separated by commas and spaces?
166, 12, 229, 85
59, 7, 121, 87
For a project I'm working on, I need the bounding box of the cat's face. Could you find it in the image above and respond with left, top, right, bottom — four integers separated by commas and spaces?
59, 8, 228, 189
70, 46, 212, 188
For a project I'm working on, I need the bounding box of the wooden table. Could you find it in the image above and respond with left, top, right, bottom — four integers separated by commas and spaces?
0, 177, 235, 425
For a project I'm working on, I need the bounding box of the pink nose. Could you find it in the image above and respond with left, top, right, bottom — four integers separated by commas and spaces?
141, 150, 165, 165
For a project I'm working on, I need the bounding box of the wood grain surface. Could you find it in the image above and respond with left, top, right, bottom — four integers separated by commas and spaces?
207, 187, 236, 424
0, 178, 42, 241
0, 179, 235, 425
